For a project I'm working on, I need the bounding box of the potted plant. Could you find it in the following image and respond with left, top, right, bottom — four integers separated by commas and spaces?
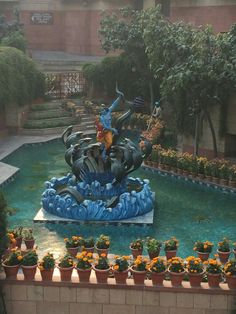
164, 237, 178, 260
22, 228, 35, 250
218, 161, 230, 186
21, 250, 38, 280
76, 251, 93, 282
2, 249, 22, 279
210, 159, 220, 184
7, 232, 16, 250
146, 237, 162, 259
217, 238, 231, 263
58, 253, 74, 281
95, 234, 110, 256
149, 257, 166, 286
112, 255, 130, 284
130, 238, 143, 259
185, 256, 204, 287
204, 258, 222, 287
223, 259, 236, 289
168, 256, 185, 287
131, 256, 149, 285
233, 242, 236, 259
38, 252, 55, 281
64, 236, 82, 257
193, 240, 213, 261
9, 227, 23, 248
93, 253, 110, 283
229, 166, 236, 188
204, 161, 213, 181
196, 157, 207, 179
82, 237, 95, 253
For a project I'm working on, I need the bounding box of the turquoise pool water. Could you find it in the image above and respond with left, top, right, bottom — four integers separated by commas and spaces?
2, 140, 236, 258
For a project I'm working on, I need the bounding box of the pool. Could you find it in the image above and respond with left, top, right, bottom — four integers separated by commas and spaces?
2, 140, 236, 258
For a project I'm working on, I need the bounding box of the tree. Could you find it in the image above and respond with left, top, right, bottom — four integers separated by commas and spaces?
142, 7, 236, 157
99, 6, 160, 108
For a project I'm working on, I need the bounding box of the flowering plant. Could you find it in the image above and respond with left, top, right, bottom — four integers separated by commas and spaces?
185, 256, 204, 274
95, 234, 110, 249
218, 238, 231, 252
210, 159, 220, 178
8, 227, 23, 239
193, 240, 213, 253
218, 161, 230, 179
58, 253, 74, 268
146, 237, 162, 253
149, 257, 166, 273
3, 249, 22, 266
38, 253, 55, 270
83, 237, 95, 248
133, 256, 149, 271
204, 258, 222, 274
229, 166, 236, 181
113, 255, 129, 272
130, 238, 143, 250
7, 232, 16, 247
64, 236, 83, 248
94, 253, 110, 270
76, 251, 93, 269
197, 157, 208, 174
168, 257, 185, 273
164, 237, 178, 251
204, 161, 213, 176
21, 250, 38, 266
224, 259, 236, 276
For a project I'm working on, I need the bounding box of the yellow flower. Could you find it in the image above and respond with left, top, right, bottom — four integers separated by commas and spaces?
113, 265, 119, 270
17, 255, 23, 261
100, 253, 107, 258
64, 238, 68, 242
105, 241, 110, 246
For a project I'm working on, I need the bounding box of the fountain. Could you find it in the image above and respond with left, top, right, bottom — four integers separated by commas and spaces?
39, 89, 155, 223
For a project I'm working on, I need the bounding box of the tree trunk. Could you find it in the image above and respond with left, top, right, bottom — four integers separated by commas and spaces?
204, 110, 218, 158
149, 81, 154, 114
193, 113, 200, 157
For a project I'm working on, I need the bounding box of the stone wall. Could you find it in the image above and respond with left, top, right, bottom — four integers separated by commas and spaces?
2, 276, 236, 314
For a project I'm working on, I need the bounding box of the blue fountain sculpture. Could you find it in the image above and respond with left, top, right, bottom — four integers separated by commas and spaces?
42, 90, 154, 221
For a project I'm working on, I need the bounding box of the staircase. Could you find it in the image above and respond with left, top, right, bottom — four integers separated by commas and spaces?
20, 100, 96, 136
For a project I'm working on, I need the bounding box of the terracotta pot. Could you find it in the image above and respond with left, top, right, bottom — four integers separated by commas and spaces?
148, 250, 160, 260
76, 267, 92, 282
207, 272, 221, 287
15, 237, 22, 249
24, 238, 35, 250
83, 247, 94, 254
58, 266, 74, 281
169, 271, 185, 287
198, 173, 205, 180
212, 177, 220, 184
165, 250, 177, 260
233, 249, 236, 259
225, 275, 236, 289
22, 265, 37, 280
130, 246, 143, 259
188, 272, 204, 287
2, 263, 20, 279
40, 268, 54, 281
219, 179, 229, 186
150, 271, 166, 286
229, 180, 236, 189
93, 266, 110, 283
67, 247, 79, 257
217, 249, 231, 264
113, 269, 128, 284
95, 246, 109, 257
131, 266, 146, 285
177, 168, 183, 175
205, 175, 212, 182
197, 251, 210, 262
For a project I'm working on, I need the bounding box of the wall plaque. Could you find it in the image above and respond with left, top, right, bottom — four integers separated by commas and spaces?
31, 12, 53, 25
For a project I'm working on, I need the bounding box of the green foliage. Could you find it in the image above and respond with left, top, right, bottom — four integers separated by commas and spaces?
21, 250, 38, 266
0, 47, 45, 108
3, 249, 22, 266
95, 234, 110, 249
39, 253, 55, 270
0, 191, 8, 259
146, 237, 162, 253
1, 30, 27, 52
58, 253, 74, 268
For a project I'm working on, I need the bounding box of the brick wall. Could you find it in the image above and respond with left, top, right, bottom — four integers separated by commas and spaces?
2, 278, 236, 314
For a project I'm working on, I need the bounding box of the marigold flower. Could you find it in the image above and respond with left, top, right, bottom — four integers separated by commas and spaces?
100, 253, 107, 258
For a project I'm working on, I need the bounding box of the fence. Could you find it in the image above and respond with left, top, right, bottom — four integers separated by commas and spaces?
45, 72, 87, 98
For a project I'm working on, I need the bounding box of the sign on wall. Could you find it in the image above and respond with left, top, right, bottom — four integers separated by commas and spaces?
30, 12, 53, 25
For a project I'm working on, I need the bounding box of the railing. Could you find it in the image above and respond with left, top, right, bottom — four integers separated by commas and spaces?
45, 72, 87, 99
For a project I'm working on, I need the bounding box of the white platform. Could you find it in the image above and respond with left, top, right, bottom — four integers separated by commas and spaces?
34, 208, 154, 226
